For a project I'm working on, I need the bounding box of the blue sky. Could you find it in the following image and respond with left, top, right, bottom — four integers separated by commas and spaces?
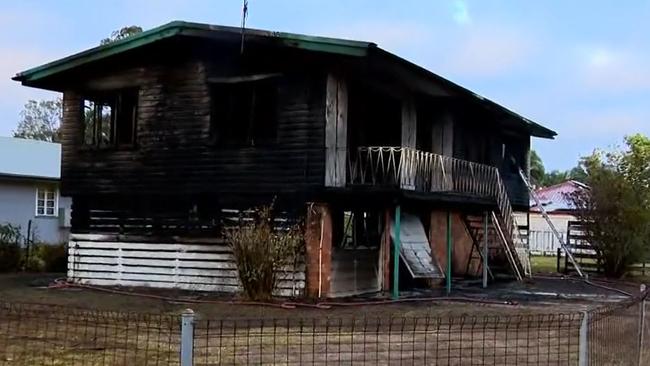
1, 0, 649, 170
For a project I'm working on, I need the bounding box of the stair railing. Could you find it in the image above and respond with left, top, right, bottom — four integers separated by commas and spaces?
348, 146, 531, 277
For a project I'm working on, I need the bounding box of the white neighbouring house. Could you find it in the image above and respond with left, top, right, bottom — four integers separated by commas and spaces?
519, 180, 588, 255
0, 136, 72, 244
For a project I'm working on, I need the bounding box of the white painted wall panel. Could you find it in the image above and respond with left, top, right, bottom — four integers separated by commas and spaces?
68, 234, 305, 297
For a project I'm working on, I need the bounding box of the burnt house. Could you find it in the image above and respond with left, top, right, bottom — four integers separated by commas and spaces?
13, 21, 556, 297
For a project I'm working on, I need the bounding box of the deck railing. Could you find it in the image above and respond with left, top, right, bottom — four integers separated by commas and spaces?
348, 146, 530, 276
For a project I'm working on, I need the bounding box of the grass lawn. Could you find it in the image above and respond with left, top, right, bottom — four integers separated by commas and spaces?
530, 255, 558, 274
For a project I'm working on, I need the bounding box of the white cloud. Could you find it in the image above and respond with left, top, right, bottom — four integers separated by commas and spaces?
437, 25, 535, 78
580, 47, 650, 94
562, 108, 650, 139
452, 0, 472, 25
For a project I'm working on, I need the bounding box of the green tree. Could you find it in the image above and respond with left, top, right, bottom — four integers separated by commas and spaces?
542, 170, 569, 186
529, 150, 545, 185
100, 25, 143, 45
14, 26, 144, 143
568, 165, 588, 182
13, 98, 62, 142
571, 134, 650, 277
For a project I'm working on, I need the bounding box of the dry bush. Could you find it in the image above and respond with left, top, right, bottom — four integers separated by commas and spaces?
224, 206, 302, 300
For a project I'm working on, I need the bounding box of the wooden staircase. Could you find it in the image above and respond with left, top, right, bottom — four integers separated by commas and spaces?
346, 146, 532, 279
463, 212, 528, 281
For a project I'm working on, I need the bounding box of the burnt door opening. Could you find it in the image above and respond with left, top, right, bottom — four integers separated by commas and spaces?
330, 209, 383, 297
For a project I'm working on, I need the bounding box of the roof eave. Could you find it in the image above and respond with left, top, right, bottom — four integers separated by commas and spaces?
13, 22, 186, 83
12, 21, 374, 84
372, 48, 557, 139
0, 172, 60, 182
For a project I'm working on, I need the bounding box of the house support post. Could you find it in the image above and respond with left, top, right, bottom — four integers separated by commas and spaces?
382, 209, 391, 291
483, 211, 489, 289
305, 203, 332, 298
393, 205, 401, 300
446, 210, 452, 295
180, 309, 195, 366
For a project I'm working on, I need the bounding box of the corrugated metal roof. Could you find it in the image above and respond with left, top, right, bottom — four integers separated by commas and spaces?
530, 180, 588, 212
0, 137, 61, 180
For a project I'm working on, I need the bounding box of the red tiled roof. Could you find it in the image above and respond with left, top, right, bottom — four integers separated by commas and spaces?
530, 180, 588, 212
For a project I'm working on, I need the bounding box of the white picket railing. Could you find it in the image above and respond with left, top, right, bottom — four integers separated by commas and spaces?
348, 146, 531, 277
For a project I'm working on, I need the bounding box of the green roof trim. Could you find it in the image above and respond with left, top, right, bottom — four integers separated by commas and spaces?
13, 21, 373, 83
13, 20, 556, 138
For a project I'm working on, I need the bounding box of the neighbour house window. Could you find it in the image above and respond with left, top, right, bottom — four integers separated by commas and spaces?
210, 80, 278, 147
82, 89, 138, 147
35, 187, 58, 217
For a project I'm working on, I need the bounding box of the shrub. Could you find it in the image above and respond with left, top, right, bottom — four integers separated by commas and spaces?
571, 134, 650, 277
224, 206, 302, 301
0, 223, 22, 272
25, 243, 68, 273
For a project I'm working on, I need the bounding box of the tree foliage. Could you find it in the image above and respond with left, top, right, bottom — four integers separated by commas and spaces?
529, 150, 545, 184
14, 26, 144, 143
100, 26, 143, 45
530, 149, 587, 187
13, 98, 62, 142
571, 134, 650, 277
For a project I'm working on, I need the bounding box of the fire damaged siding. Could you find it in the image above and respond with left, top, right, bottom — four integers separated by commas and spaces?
60, 58, 326, 233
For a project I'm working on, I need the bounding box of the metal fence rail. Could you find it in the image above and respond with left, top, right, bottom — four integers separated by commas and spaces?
0, 288, 647, 365
529, 230, 568, 255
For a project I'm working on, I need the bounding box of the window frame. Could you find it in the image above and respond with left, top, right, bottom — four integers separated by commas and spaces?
209, 77, 279, 148
81, 89, 138, 149
35, 186, 59, 217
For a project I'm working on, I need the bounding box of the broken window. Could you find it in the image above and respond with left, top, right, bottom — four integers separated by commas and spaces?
210, 80, 278, 147
82, 90, 138, 147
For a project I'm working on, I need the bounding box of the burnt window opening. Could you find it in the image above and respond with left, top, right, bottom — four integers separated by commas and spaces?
82, 89, 138, 147
210, 80, 278, 147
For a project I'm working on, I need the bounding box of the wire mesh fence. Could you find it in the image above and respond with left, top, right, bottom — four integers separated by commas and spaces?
0, 303, 180, 366
192, 315, 581, 365
0, 289, 647, 366
588, 297, 642, 366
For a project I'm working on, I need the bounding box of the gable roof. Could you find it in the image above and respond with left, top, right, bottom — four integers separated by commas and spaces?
0, 137, 61, 180
12, 21, 557, 139
530, 180, 588, 213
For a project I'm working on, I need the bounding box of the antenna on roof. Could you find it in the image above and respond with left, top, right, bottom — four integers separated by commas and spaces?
240, 0, 249, 54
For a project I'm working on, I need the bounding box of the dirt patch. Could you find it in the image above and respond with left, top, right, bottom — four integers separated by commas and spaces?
0, 273, 636, 320
0, 274, 645, 365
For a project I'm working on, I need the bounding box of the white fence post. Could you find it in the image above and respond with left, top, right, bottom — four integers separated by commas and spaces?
639, 284, 646, 366
181, 309, 195, 366
579, 310, 589, 366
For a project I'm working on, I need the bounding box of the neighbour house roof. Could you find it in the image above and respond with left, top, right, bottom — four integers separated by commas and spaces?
12, 21, 557, 139
530, 180, 588, 213
0, 137, 61, 180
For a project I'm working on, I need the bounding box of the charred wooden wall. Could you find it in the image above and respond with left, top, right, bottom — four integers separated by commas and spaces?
61, 44, 327, 235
